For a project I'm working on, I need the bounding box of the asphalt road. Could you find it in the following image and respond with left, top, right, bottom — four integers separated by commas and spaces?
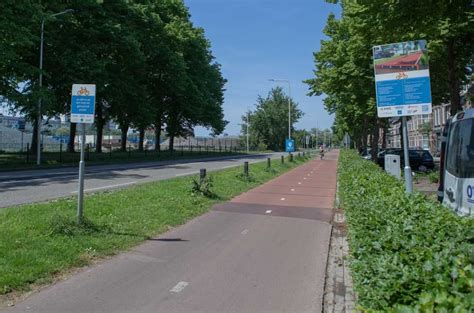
0, 153, 284, 208
3, 152, 338, 313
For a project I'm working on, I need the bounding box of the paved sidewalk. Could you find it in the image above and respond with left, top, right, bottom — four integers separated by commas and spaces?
4, 151, 339, 313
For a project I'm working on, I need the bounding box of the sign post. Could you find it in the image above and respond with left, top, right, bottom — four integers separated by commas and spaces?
373, 40, 432, 193
71, 84, 96, 224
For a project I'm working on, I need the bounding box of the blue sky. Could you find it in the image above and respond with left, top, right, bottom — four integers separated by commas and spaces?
186, 0, 341, 136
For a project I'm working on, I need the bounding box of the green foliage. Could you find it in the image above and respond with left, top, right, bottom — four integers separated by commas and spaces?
307, 0, 474, 150
0, 0, 227, 152
241, 87, 303, 151
428, 171, 440, 184
339, 150, 473, 311
191, 175, 215, 198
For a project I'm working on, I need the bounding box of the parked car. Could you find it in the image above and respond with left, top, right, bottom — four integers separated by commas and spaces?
378, 149, 435, 172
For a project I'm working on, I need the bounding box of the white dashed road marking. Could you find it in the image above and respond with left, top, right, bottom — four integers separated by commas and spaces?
170, 281, 189, 293
280, 197, 286, 201
241, 229, 249, 235
265, 210, 272, 214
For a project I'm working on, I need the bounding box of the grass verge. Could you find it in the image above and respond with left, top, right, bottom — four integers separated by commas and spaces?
0, 154, 310, 296
339, 150, 473, 312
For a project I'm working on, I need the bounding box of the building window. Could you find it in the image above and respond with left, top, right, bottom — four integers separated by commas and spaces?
422, 134, 429, 149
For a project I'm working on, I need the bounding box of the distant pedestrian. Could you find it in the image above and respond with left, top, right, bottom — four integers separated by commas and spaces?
319, 145, 324, 160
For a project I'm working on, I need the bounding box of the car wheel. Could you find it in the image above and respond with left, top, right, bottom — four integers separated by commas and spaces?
418, 165, 428, 173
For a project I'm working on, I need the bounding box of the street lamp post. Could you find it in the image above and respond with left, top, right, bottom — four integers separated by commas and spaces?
246, 110, 250, 154
269, 79, 291, 140
37, 9, 74, 165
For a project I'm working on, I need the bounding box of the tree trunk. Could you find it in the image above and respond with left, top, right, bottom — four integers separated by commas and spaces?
361, 117, 369, 151
168, 135, 174, 152
95, 118, 104, 153
95, 104, 105, 153
120, 124, 128, 152
447, 39, 462, 115
382, 125, 387, 149
154, 112, 162, 152
31, 117, 39, 154
154, 127, 161, 152
370, 121, 379, 160
68, 122, 76, 153
138, 128, 145, 151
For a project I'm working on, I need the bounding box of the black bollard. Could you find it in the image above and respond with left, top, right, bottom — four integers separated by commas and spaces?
200, 168, 206, 183
281, 155, 284, 164
267, 157, 271, 168
290, 153, 293, 162
244, 161, 249, 176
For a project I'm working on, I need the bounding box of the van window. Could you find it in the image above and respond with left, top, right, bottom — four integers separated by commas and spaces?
447, 118, 474, 178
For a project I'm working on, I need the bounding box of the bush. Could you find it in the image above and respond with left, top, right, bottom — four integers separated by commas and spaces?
191, 175, 215, 198
339, 150, 473, 312
428, 171, 439, 184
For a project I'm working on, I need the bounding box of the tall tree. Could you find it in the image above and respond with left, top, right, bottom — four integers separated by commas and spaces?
241, 87, 303, 151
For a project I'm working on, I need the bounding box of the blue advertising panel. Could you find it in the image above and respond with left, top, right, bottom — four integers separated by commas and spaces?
71, 84, 96, 124
373, 40, 432, 118
285, 139, 295, 152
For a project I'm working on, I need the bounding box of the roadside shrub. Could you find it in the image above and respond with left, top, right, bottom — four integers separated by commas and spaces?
191, 175, 215, 198
428, 171, 439, 184
339, 150, 473, 312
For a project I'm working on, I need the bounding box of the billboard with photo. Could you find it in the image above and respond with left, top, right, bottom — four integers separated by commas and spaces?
373, 40, 432, 118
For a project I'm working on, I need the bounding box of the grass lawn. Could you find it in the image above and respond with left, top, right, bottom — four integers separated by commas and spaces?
0, 154, 311, 296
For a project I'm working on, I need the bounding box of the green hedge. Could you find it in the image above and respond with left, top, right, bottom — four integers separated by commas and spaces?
339, 150, 473, 312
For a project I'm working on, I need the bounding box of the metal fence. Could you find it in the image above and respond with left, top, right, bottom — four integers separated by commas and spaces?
0, 118, 247, 167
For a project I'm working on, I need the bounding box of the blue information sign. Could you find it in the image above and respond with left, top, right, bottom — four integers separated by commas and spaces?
285, 139, 295, 152
373, 40, 432, 117
71, 84, 96, 124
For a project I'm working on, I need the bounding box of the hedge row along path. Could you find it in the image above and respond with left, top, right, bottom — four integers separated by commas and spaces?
4, 151, 339, 313
338, 150, 473, 311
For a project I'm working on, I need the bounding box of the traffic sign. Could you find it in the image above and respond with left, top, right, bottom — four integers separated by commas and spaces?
71, 84, 96, 124
285, 139, 295, 152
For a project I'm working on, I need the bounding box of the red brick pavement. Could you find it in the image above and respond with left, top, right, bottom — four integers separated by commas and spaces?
214, 150, 339, 221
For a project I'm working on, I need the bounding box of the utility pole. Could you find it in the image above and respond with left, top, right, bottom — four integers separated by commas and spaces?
37, 9, 74, 165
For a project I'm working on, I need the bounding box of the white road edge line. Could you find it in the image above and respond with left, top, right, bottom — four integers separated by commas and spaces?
175, 172, 198, 177
221, 165, 238, 169
170, 281, 189, 293
71, 181, 137, 194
